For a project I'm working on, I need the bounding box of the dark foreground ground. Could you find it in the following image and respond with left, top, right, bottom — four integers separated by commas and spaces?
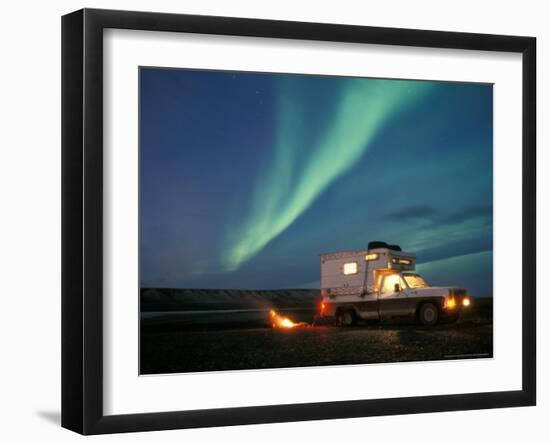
141, 323, 492, 374
140, 289, 493, 374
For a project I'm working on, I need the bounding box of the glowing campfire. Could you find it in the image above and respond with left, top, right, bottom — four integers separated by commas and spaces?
269, 309, 308, 329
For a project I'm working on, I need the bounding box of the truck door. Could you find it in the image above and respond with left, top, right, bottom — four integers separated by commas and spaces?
358, 290, 380, 320
379, 274, 409, 317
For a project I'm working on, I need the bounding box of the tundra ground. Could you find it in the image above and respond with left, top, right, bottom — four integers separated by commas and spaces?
140, 300, 493, 374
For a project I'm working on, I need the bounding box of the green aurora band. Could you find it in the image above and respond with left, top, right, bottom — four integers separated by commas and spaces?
224, 77, 433, 271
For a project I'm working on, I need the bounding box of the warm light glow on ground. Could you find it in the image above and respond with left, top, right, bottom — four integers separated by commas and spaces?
269, 309, 308, 329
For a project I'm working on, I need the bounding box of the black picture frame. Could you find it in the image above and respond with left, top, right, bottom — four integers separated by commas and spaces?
62, 8, 536, 435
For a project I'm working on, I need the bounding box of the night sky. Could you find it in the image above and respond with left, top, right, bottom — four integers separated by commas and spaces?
140, 68, 493, 297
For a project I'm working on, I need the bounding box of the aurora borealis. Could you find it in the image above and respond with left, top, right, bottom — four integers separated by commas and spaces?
224, 78, 433, 271
140, 68, 493, 297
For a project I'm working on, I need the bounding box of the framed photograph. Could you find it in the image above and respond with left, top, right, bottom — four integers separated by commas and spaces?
62, 8, 536, 434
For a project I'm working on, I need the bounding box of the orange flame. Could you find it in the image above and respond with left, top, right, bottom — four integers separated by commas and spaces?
269, 309, 307, 329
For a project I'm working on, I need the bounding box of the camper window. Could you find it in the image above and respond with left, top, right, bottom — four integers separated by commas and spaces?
343, 262, 358, 275
392, 257, 412, 265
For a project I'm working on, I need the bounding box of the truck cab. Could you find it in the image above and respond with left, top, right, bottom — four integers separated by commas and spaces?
318, 241, 470, 326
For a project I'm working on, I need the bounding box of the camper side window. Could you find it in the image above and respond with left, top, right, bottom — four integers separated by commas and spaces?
342, 262, 358, 275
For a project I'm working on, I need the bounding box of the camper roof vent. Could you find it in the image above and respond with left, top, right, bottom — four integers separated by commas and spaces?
367, 241, 402, 252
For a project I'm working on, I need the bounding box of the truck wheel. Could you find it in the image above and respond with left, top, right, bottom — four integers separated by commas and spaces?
339, 310, 357, 327
418, 303, 439, 326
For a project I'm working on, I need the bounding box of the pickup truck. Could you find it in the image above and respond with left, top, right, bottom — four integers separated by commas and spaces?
317, 241, 470, 326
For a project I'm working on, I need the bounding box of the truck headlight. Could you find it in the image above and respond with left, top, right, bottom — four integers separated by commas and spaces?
463, 297, 471, 307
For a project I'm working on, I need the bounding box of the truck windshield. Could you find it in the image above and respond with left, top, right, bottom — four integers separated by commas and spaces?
403, 274, 429, 288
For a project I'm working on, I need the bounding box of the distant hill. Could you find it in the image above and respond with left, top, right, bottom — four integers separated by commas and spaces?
141, 288, 321, 312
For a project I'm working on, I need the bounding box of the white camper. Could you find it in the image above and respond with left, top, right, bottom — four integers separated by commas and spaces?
318, 241, 470, 326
